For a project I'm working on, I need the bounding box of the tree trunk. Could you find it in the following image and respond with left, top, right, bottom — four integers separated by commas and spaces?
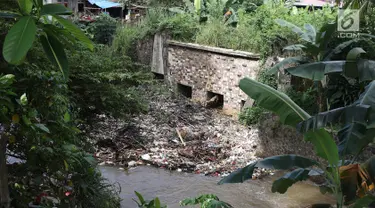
67, 0, 78, 14
0, 135, 10, 208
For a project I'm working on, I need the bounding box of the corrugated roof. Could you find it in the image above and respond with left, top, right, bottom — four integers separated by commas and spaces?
293, 0, 336, 7
88, 0, 122, 8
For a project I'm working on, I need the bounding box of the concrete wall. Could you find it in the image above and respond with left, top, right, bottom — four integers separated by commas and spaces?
166, 40, 260, 114
135, 37, 154, 65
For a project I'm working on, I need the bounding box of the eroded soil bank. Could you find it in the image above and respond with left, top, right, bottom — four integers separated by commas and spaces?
89, 81, 314, 177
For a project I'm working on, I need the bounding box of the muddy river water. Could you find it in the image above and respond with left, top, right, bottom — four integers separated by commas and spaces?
100, 166, 335, 208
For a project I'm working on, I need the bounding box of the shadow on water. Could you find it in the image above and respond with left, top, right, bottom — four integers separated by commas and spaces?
100, 166, 335, 208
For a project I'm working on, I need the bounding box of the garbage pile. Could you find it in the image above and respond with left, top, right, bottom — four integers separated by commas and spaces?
89, 83, 270, 178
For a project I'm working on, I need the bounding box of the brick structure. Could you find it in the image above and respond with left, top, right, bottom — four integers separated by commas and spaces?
166, 41, 260, 115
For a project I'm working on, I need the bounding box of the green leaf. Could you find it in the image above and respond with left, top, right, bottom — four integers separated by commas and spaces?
349, 195, 375, 208
18, 0, 33, 14
323, 39, 359, 61
194, 0, 201, 13
297, 105, 370, 133
40, 32, 69, 78
154, 197, 161, 208
218, 155, 317, 184
267, 57, 310, 75
347, 47, 366, 60
134, 191, 146, 205
275, 19, 310, 42
304, 129, 339, 166
180, 198, 196, 206
345, 47, 366, 79
0, 99, 14, 112
64, 160, 69, 171
41, 3, 72, 15
218, 162, 256, 184
201, 199, 233, 208
3, 16, 37, 65
42, 24, 76, 50
255, 155, 318, 170
180, 194, 220, 206
286, 61, 345, 81
22, 115, 31, 125
338, 124, 375, 156
20, 93, 27, 105
84, 155, 96, 165
357, 59, 375, 82
32, 0, 43, 8
304, 23, 316, 43
356, 81, 375, 126
63, 112, 70, 123
361, 156, 375, 180
0, 11, 21, 18
180, 194, 232, 208
239, 78, 310, 127
34, 124, 50, 133
316, 22, 336, 51
271, 168, 311, 194
52, 15, 94, 51
283, 44, 306, 51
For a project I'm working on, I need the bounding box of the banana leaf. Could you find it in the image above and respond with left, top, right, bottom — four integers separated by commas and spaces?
275, 19, 313, 43
239, 77, 310, 126
286, 60, 375, 82
218, 155, 317, 184
286, 61, 345, 81
354, 81, 375, 127
304, 129, 339, 166
338, 124, 375, 156
271, 168, 311, 194
267, 57, 310, 75
239, 78, 339, 165
297, 105, 370, 134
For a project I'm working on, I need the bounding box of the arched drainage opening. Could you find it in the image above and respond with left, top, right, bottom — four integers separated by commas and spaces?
241, 100, 246, 110
153, 72, 165, 80
177, 83, 192, 98
206, 91, 224, 109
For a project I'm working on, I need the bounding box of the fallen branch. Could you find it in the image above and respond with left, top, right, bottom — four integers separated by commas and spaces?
176, 128, 186, 146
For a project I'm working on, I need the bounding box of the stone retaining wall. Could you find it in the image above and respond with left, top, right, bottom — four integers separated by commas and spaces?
166, 40, 261, 115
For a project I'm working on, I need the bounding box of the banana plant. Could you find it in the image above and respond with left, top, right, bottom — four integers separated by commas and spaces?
219, 76, 375, 207
0, 0, 93, 79
271, 47, 375, 160
267, 19, 375, 75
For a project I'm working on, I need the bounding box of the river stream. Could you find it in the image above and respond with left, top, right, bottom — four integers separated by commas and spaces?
100, 166, 335, 208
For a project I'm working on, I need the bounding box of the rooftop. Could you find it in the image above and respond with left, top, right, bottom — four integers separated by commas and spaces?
293, 0, 337, 7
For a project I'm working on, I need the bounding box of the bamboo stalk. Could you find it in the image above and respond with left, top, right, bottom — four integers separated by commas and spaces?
176, 128, 186, 146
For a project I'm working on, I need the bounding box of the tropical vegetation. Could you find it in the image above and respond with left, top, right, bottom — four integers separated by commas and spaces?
2, 0, 375, 207
0, 0, 152, 207
218, 2, 375, 207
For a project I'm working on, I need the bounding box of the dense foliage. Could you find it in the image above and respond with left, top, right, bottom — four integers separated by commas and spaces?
78, 13, 118, 45
221, 17, 375, 208
68, 44, 152, 119
113, 2, 336, 58
0, 0, 151, 207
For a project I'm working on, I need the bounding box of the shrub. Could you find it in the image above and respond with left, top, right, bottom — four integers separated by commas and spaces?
112, 26, 140, 58
285, 87, 318, 115
86, 13, 118, 44
68, 44, 153, 119
257, 68, 277, 89
239, 106, 268, 125
3, 45, 122, 207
